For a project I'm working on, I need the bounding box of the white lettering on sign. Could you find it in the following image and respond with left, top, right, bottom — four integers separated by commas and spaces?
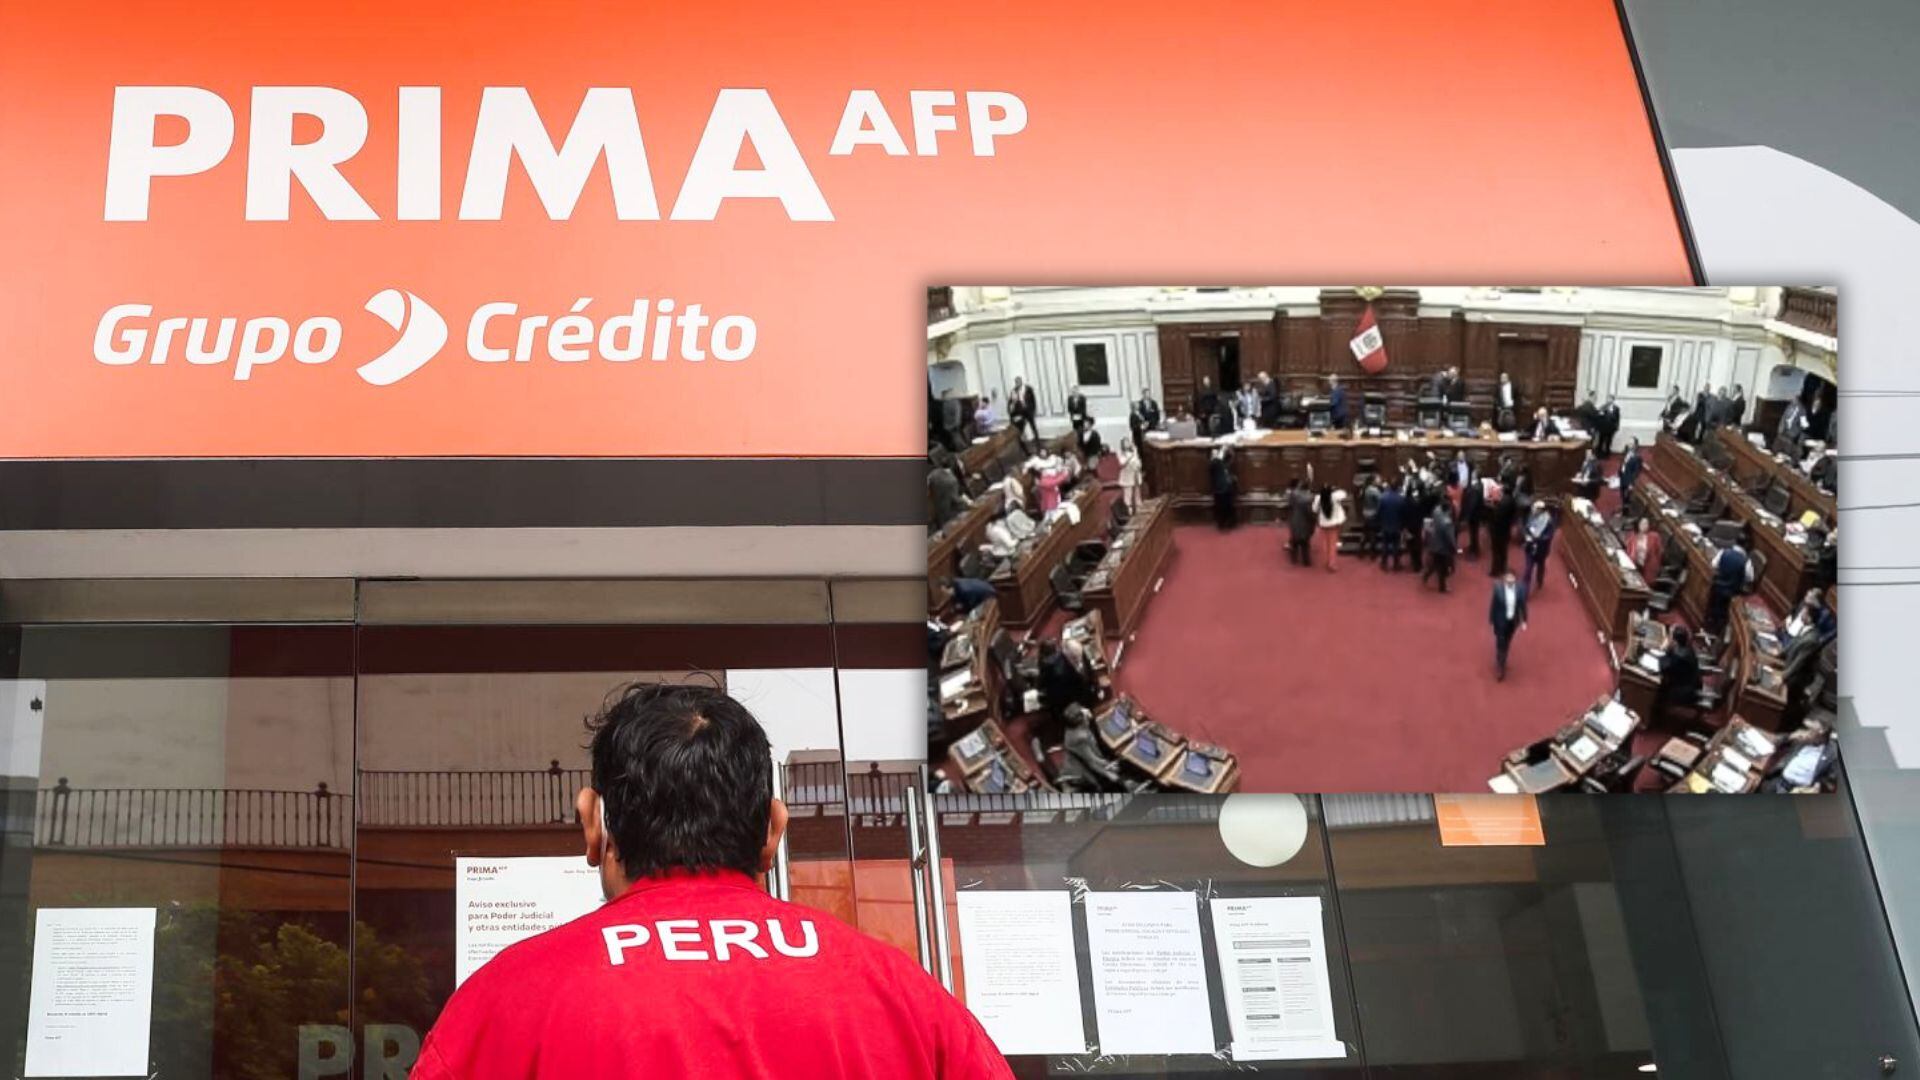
601, 918, 819, 965
90, 291, 755, 384
102, 86, 1030, 222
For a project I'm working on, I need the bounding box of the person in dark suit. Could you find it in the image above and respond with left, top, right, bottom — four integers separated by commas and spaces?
1488, 570, 1530, 681
1422, 503, 1457, 593
1445, 367, 1467, 405
1459, 470, 1485, 558
1486, 484, 1517, 577
1009, 377, 1039, 445
929, 466, 966, 530
1676, 387, 1711, 444
1194, 377, 1220, 436
940, 575, 996, 615
1209, 445, 1237, 531
1618, 438, 1644, 497
1376, 480, 1406, 571
1402, 476, 1427, 575
937, 390, 967, 450
1285, 477, 1315, 565
1524, 407, 1560, 441
1257, 372, 1280, 427
1706, 528, 1753, 635
1495, 372, 1519, 431
1659, 626, 1702, 720
1520, 501, 1557, 592
1066, 385, 1089, 429
1596, 395, 1621, 458
1425, 369, 1449, 402
1726, 384, 1748, 431
1660, 386, 1688, 431
1074, 416, 1105, 462
1328, 374, 1349, 429
1574, 391, 1600, 436
1056, 705, 1127, 792
1037, 640, 1095, 720
1137, 388, 1162, 430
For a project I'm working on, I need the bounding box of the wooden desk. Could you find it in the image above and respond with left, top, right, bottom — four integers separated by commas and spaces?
1646, 432, 1815, 614
1560, 502, 1650, 643
959, 427, 1018, 477
1084, 496, 1173, 639
928, 488, 1003, 609
1634, 483, 1717, 627
1715, 427, 1836, 525
1141, 429, 1589, 524
1727, 599, 1790, 732
989, 482, 1102, 628
1671, 717, 1780, 793
936, 599, 1003, 734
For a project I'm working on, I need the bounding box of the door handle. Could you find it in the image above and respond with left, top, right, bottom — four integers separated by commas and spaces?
904, 786, 935, 976
922, 784, 954, 992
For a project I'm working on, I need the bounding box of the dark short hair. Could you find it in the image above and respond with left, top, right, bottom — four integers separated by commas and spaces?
586, 682, 772, 879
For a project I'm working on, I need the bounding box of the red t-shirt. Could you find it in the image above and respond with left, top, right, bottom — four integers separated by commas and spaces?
412, 870, 1013, 1080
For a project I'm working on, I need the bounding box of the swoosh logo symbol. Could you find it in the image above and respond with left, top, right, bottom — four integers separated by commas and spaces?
358, 288, 447, 386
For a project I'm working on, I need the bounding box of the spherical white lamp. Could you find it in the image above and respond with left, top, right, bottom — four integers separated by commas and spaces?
1217, 793, 1309, 868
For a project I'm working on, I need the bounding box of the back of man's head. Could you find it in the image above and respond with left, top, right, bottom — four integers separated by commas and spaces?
587, 682, 772, 880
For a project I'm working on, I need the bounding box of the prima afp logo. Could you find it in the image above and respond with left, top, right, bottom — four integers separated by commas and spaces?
91, 291, 757, 385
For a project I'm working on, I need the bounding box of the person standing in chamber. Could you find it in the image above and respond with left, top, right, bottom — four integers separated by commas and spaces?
1706, 527, 1754, 636
1421, 501, 1457, 593
1066, 385, 1089, 430
1661, 385, 1689, 432
1009, 376, 1039, 446
1209, 445, 1237, 531
1375, 479, 1406, 571
1459, 469, 1486, 560
1624, 517, 1663, 574
1315, 484, 1349, 572
1285, 477, 1315, 566
1521, 500, 1557, 592
1328, 374, 1349, 429
1618, 437, 1644, 500
412, 683, 1012, 1080
1194, 377, 1220, 436
1488, 570, 1529, 681
1496, 372, 1518, 431
1486, 480, 1518, 578
1117, 438, 1143, 512
1596, 394, 1621, 458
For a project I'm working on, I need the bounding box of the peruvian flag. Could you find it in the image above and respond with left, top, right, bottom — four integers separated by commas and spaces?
1349, 304, 1388, 374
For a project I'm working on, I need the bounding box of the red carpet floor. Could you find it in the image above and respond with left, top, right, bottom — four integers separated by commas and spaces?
1111, 524, 1616, 792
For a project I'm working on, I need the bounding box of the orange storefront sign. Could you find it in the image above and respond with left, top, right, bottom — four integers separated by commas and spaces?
0, 0, 1690, 459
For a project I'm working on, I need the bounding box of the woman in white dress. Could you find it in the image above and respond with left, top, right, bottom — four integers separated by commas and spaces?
1315, 485, 1349, 572
1117, 438, 1143, 511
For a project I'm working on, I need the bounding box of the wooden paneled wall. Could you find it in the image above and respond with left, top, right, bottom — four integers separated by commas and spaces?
1155, 289, 1582, 424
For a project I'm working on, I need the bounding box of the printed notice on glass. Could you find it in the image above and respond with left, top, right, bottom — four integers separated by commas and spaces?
1209, 896, 1346, 1061
455, 856, 604, 985
24, 907, 156, 1077
1084, 891, 1214, 1055
954, 890, 1088, 1055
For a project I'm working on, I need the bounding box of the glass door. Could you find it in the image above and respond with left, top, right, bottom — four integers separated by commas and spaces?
922, 792, 1364, 1077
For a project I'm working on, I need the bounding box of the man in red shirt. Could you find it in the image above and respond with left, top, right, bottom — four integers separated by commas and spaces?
414, 683, 1013, 1079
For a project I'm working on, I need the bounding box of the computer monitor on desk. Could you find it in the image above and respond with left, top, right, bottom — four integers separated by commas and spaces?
1361, 393, 1387, 428
1307, 403, 1332, 432
1417, 396, 1443, 430
1446, 404, 1474, 435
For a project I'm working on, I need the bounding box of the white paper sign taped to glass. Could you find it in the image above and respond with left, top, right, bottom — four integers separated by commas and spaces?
24, 906, 157, 1077
1084, 890, 1215, 1056
455, 856, 605, 985
1210, 896, 1346, 1060
954, 890, 1088, 1056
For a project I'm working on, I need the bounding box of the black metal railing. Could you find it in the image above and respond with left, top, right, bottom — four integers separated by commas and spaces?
928, 286, 956, 324
34, 779, 349, 849
32, 761, 925, 849
1779, 286, 1837, 337
358, 762, 590, 827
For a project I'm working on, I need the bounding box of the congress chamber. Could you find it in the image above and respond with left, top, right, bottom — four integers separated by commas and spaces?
927, 285, 1840, 793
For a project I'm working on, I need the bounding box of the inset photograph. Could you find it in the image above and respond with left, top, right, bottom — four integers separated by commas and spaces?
927, 286, 1838, 793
